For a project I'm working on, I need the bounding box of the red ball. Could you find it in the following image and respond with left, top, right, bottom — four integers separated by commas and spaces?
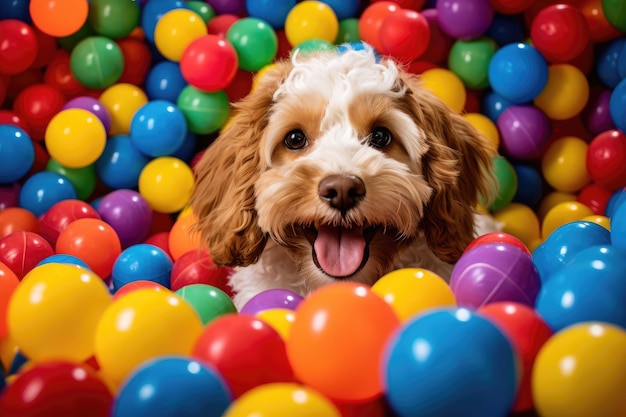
116, 37, 152, 86
586, 129, 626, 192
0, 20, 38, 75
192, 313, 295, 398
0, 361, 113, 417
379, 9, 430, 63
0, 110, 30, 134
0, 231, 55, 279
580, 0, 622, 42
359, 2, 400, 53
113, 279, 168, 300
530, 4, 591, 63
144, 231, 171, 257
5, 68, 44, 104
464, 231, 531, 255
39, 199, 101, 247
478, 302, 553, 412
224, 68, 253, 103
0, 207, 40, 239
0, 75, 6, 107
419, 9, 454, 64
207, 14, 239, 36
30, 28, 58, 69
43, 50, 89, 99
12, 83, 66, 140
180, 34, 238, 92
576, 183, 612, 215
170, 249, 233, 296
490, 0, 535, 14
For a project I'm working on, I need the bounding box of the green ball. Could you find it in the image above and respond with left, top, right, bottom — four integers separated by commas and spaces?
88, 0, 140, 39
335, 18, 360, 44
46, 159, 97, 201
293, 39, 336, 56
175, 284, 237, 325
70, 36, 124, 89
603, 0, 626, 32
226, 17, 278, 72
58, 21, 96, 51
488, 155, 518, 212
186, 1, 216, 24
177, 86, 230, 135
448, 37, 497, 90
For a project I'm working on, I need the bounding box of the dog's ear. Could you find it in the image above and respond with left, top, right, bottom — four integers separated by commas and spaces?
191, 61, 292, 267
400, 72, 497, 263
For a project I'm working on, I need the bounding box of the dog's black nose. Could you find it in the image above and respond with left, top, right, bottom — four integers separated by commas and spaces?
318, 174, 366, 211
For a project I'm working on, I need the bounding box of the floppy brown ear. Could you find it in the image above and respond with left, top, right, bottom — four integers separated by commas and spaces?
401, 73, 497, 263
190, 61, 292, 267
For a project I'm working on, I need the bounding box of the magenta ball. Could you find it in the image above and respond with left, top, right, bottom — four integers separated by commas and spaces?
0, 183, 20, 210
62, 96, 112, 133
586, 89, 616, 135
96, 189, 153, 248
497, 104, 551, 160
239, 288, 304, 315
450, 242, 541, 309
436, 0, 494, 40
206, 0, 246, 16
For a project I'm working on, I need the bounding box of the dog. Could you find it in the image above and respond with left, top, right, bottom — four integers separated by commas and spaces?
191, 45, 499, 309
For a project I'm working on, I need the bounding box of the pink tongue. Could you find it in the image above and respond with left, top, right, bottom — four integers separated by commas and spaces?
314, 224, 366, 277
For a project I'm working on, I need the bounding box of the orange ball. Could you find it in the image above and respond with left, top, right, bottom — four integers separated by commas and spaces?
29, 0, 89, 37
286, 282, 400, 402
0, 207, 39, 239
168, 211, 201, 261
0, 261, 19, 339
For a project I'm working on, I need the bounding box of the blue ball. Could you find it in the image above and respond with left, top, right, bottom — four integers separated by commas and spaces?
481, 90, 513, 122
130, 100, 187, 157
596, 38, 626, 89
605, 187, 626, 218
485, 13, 525, 46
319, 0, 360, 20
113, 356, 231, 417
488, 42, 548, 104
383, 308, 518, 417
535, 245, 626, 332
111, 243, 173, 292
245, 0, 296, 28
19, 172, 77, 217
609, 77, 626, 133
37, 254, 92, 270
512, 163, 543, 209
532, 221, 611, 284
96, 134, 150, 190
141, 0, 187, 44
170, 131, 197, 163
610, 196, 626, 249
145, 61, 188, 102
0, 125, 34, 183
0, 0, 31, 22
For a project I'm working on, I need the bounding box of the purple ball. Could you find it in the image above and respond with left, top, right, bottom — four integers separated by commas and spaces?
497, 104, 551, 160
239, 288, 304, 315
586, 90, 616, 135
436, 0, 494, 40
62, 96, 112, 133
450, 242, 541, 309
0, 183, 20, 210
96, 189, 153, 248
206, 0, 246, 16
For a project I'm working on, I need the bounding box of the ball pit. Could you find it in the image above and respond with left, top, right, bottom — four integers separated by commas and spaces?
1, 1, 626, 416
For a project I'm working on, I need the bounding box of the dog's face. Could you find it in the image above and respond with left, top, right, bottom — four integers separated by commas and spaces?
191, 47, 496, 292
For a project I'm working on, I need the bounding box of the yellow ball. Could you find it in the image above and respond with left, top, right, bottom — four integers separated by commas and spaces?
492, 202, 541, 249
7, 263, 112, 363
537, 191, 577, 221
463, 112, 500, 149
420, 68, 466, 114
223, 382, 341, 417
154, 9, 207, 62
45, 109, 106, 168
541, 136, 591, 192
582, 215, 611, 231
532, 322, 626, 417
541, 201, 594, 239
94, 288, 203, 387
285, 1, 339, 46
99, 83, 148, 136
139, 156, 195, 213
252, 63, 278, 93
534, 64, 590, 121
256, 308, 296, 340
371, 268, 456, 322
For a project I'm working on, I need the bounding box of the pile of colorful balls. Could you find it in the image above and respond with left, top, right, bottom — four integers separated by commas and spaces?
0, 0, 625, 416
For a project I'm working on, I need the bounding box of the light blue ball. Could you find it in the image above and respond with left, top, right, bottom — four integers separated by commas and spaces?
111, 243, 173, 292
245, 0, 296, 28
96, 134, 150, 190
608, 77, 626, 133
145, 60, 188, 102
0, 125, 35, 183
19, 172, 77, 217
130, 100, 188, 157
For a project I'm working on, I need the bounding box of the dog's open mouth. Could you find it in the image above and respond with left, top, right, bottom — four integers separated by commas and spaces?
304, 224, 377, 279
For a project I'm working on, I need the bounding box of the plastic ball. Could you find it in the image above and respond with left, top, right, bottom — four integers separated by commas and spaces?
0, 262, 19, 340
286, 282, 400, 402
0, 361, 113, 417
55, 218, 122, 279
129, 100, 187, 157
537, 244, 626, 331
0, 125, 34, 183
62, 96, 112, 133
285, 1, 339, 47
139, 157, 195, 214
541, 136, 591, 193
488, 42, 548, 104
542, 201, 595, 239
193, 313, 295, 398
99, 83, 148, 136
95, 288, 204, 387
239, 289, 304, 315
463, 113, 499, 149
606, 187, 626, 218
0, 207, 39, 239
36, 253, 91, 270
383, 308, 518, 417
419, 68, 466, 114
485, 12, 526, 46
0, 231, 53, 281
140, 0, 187, 44
206, 0, 245, 15
478, 302, 553, 412
7, 263, 111, 362
255, 308, 296, 341
358, 2, 400, 53
335, 17, 360, 44
88, 0, 140, 39
418, 8, 454, 64
492, 203, 541, 249
378, 9, 430, 63
582, 214, 611, 230
45, 159, 96, 201
70, 36, 124, 89
167, 212, 201, 260
0, 0, 31, 22
450, 242, 541, 308
448, 37, 497, 90
226, 17, 278, 72
38, 199, 101, 246
489, 155, 518, 212
97, 190, 154, 247
170, 249, 233, 295
603, 0, 626, 32
12, 83, 66, 140
530, 4, 591, 63
111, 244, 172, 292
43, 50, 89, 99
180, 34, 238, 92
113, 356, 231, 417
29, 0, 88, 37
0, 19, 38, 75
154, 9, 207, 62
186, 1, 217, 23
96, 134, 150, 190
436, 0, 494, 40
113, 279, 168, 300
465, 231, 530, 255
0, 183, 21, 212
207, 13, 240, 36
45, 108, 107, 169
532, 322, 626, 417
223, 383, 341, 417
610, 196, 626, 249
175, 283, 236, 325
609, 77, 626, 133
18, 172, 77, 217
177, 86, 230, 134
534, 64, 590, 121
585, 88, 615, 135
144, 60, 188, 102
245, 0, 296, 28
497, 104, 551, 160
577, 183, 612, 215
511, 162, 543, 209
292, 38, 335, 55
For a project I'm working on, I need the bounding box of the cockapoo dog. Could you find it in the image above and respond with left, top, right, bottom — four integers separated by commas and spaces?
191, 46, 499, 309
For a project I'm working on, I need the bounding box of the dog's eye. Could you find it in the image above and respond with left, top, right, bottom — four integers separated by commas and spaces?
284, 129, 308, 150
369, 126, 392, 148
